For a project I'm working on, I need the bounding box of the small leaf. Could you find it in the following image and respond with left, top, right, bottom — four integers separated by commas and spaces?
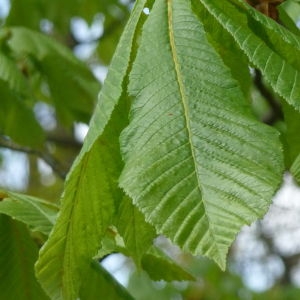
291, 153, 300, 184
278, 0, 300, 35
117, 196, 156, 267
0, 190, 58, 235
142, 247, 195, 282
79, 260, 134, 300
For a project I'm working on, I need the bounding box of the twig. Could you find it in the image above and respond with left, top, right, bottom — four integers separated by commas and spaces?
254, 69, 284, 125
0, 136, 67, 180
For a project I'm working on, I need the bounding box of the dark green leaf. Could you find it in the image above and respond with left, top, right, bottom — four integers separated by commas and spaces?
0, 215, 49, 300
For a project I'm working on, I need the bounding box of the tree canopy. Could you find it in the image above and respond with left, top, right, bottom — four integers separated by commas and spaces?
1, 0, 300, 299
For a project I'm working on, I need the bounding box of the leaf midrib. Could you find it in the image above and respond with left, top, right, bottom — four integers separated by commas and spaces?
167, 0, 221, 260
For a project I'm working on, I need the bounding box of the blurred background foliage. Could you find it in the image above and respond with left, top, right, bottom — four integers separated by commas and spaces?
1, 0, 300, 299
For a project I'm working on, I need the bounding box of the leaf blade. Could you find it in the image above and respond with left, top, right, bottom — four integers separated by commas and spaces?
199, 0, 300, 110
0, 190, 58, 235
0, 215, 49, 300
35, 1, 148, 298
120, 0, 283, 269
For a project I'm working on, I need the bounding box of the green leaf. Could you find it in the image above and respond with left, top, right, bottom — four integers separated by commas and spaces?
0, 190, 58, 235
117, 196, 156, 267
3, 26, 99, 125
36, 1, 148, 299
192, 3, 251, 98
281, 101, 300, 165
199, 0, 300, 110
142, 247, 195, 282
6, 0, 127, 33
0, 214, 49, 299
0, 80, 45, 147
278, 0, 300, 35
79, 260, 134, 300
120, 0, 283, 269
291, 153, 300, 184
0, 52, 29, 96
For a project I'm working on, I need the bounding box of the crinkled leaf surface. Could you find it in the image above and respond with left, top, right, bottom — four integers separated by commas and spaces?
192, 3, 251, 98
0, 215, 49, 300
120, 0, 283, 269
0, 190, 58, 235
199, 0, 300, 110
36, 1, 147, 299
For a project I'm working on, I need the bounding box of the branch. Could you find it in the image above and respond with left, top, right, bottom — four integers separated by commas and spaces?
254, 69, 284, 125
46, 133, 82, 149
0, 136, 67, 180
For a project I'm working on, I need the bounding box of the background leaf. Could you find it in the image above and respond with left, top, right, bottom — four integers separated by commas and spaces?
117, 196, 156, 267
0, 214, 49, 299
142, 247, 195, 282
0, 190, 58, 235
2, 26, 99, 125
79, 260, 134, 300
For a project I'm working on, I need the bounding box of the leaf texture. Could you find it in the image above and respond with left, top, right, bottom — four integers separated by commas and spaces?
35, 1, 147, 299
199, 0, 300, 110
120, 0, 283, 268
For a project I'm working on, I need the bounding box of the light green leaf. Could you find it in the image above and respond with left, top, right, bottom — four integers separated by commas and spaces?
79, 260, 134, 300
199, 0, 300, 110
80, 0, 148, 156
0, 190, 58, 235
117, 196, 156, 267
36, 1, 147, 299
278, 0, 300, 35
0, 215, 49, 300
142, 247, 195, 282
192, 3, 251, 98
120, 0, 283, 269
